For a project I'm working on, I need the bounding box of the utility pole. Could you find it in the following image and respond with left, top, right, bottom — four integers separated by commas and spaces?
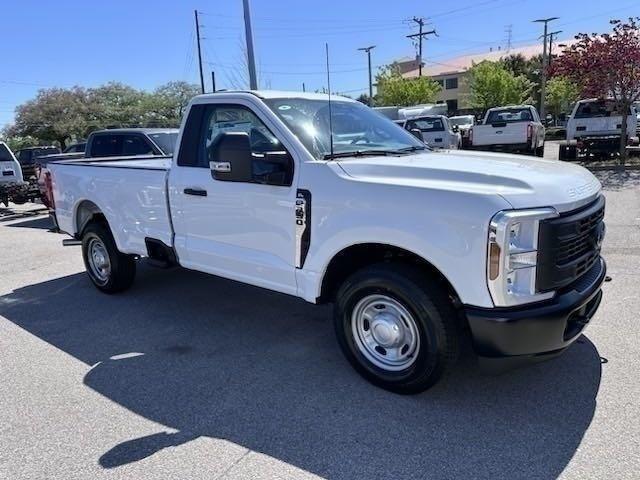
211, 71, 216, 92
547, 30, 562, 66
533, 17, 559, 121
242, 0, 258, 90
194, 10, 205, 94
407, 17, 436, 77
357, 45, 376, 104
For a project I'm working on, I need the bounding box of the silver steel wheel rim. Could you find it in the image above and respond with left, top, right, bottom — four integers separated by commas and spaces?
87, 237, 111, 284
351, 294, 420, 371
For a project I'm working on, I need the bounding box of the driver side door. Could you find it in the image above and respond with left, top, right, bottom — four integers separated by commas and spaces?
170, 102, 299, 296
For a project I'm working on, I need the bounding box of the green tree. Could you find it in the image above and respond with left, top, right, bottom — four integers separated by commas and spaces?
10, 86, 89, 150
85, 82, 148, 131
467, 60, 533, 110
0, 129, 39, 152
148, 81, 200, 127
501, 53, 542, 107
375, 64, 441, 106
5, 80, 201, 147
545, 77, 580, 120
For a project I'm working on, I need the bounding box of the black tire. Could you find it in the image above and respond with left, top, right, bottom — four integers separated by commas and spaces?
333, 263, 459, 394
535, 145, 544, 157
566, 145, 578, 160
81, 221, 136, 293
559, 144, 567, 160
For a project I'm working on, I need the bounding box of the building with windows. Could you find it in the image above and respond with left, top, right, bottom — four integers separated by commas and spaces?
395, 42, 567, 114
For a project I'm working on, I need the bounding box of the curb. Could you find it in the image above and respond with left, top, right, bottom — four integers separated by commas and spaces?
581, 164, 640, 172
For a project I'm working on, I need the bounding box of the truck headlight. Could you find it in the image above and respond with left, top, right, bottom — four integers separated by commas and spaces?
487, 208, 558, 307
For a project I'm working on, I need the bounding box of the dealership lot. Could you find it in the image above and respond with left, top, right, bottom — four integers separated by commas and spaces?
0, 170, 639, 480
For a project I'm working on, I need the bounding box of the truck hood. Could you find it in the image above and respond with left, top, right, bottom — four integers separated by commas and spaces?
336, 150, 601, 213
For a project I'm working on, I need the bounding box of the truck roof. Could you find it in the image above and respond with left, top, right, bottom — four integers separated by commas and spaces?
194, 90, 357, 103
487, 105, 535, 111
89, 128, 179, 135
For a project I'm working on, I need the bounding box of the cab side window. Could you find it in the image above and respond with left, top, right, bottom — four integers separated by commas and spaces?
196, 105, 293, 186
90, 135, 123, 157
202, 106, 283, 162
122, 135, 155, 156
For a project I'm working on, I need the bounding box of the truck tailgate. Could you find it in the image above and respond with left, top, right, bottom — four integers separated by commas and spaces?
568, 115, 635, 138
50, 156, 173, 256
473, 122, 528, 146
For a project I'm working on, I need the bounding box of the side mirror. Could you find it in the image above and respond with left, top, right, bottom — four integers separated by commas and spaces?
210, 132, 253, 182
409, 128, 424, 142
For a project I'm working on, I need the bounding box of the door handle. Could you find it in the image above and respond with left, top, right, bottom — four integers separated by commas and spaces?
184, 188, 208, 197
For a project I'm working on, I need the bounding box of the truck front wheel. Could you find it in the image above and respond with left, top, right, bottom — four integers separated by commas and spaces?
82, 222, 136, 293
334, 264, 459, 394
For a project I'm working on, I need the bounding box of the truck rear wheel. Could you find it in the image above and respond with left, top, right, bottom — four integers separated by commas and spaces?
82, 222, 136, 293
333, 263, 459, 394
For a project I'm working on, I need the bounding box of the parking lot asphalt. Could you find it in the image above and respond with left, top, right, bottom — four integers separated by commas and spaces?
1, 170, 639, 480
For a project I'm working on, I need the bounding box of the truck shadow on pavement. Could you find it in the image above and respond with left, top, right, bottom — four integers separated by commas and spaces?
0, 265, 603, 480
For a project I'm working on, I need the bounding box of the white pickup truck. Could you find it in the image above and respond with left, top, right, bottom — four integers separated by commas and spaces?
470, 105, 545, 156
560, 98, 638, 160
0, 142, 25, 207
49, 91, 607, 393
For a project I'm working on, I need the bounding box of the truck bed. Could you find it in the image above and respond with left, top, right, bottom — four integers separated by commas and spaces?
50, 155, 173, 256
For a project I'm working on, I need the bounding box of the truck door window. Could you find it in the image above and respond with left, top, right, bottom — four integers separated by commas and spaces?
122, 135, 155, 156
90, 135, 123, 157
197, 104, 293, 186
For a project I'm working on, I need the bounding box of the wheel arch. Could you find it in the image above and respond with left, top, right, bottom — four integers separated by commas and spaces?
316, 242, 462, 308
74, 199, 107, 237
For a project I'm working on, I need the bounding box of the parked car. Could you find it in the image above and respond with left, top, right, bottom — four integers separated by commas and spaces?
560, 98, 638, 160
49, 91, 607, 394
38, 128, 178, 211
396, 115, 460, 149
449, 115, 475, 148
0, 142, 25, 207
470, 105, 545, 156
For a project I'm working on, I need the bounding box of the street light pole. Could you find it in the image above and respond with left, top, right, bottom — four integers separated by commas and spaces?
547, 30, 563, 67
358, 45, 376, 104
533, 17, 559, 121
242, 0, 258, 90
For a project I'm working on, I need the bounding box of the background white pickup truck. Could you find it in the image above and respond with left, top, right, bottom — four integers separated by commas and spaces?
0, 142, 25, 207
396, 115, 461, 149
560, 98, 638, 160
49, 91, 606, 393
470, 105, 545, 156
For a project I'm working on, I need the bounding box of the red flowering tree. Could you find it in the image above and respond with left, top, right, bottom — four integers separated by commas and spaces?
552, 18, 640, 163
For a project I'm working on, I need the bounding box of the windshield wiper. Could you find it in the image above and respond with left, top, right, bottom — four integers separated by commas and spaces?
396, 145, 428, 152
323, 149, 420, 160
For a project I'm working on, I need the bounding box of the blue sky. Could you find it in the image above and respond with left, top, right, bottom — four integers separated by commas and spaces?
1, 0, 638, 129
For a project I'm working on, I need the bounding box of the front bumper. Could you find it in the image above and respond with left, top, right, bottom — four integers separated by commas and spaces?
465, 257, 606, 359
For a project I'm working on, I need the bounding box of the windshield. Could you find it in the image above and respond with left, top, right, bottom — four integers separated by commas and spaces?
407, 117, 444, 132
575, 100, 630, 118
264, 98, 425, 159
0, 143, 15, 162
149, 132, 179, 155
486, 108, 533, 124
449, 116, 474, 127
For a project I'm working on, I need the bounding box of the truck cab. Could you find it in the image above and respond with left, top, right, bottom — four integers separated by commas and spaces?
49, 91, 607, 394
